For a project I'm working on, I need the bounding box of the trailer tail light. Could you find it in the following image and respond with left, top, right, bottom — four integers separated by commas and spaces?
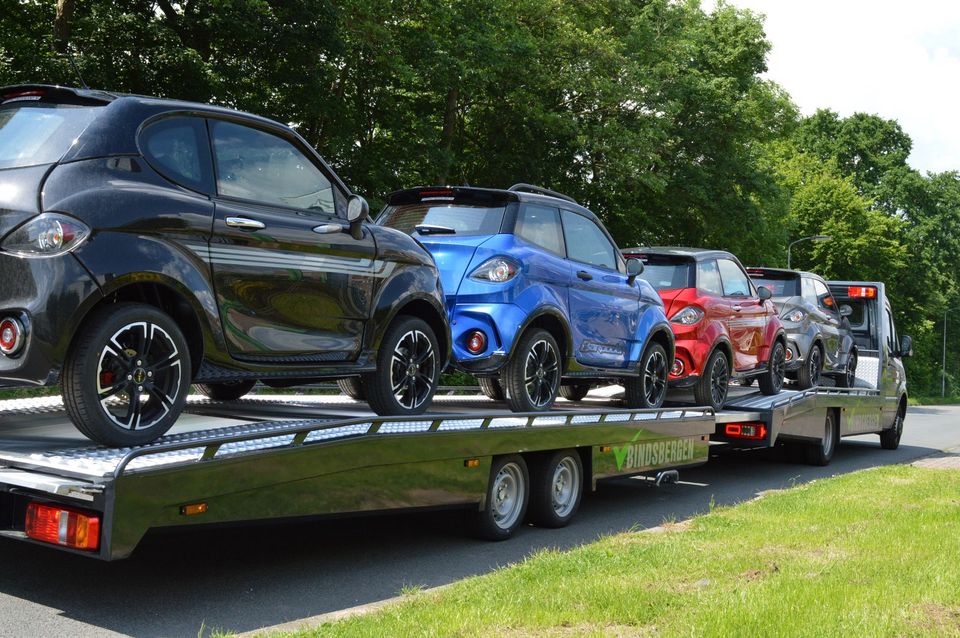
466, 330, 486, 354
724, 422, 768, 440
847, 286, 877, 299
25, 502, 100, 551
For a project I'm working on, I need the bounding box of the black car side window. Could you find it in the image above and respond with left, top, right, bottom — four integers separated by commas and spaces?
210, 120, 336, 215
516, 204, 564, 256
560, 210, 616, 270
140, 116, 214, 193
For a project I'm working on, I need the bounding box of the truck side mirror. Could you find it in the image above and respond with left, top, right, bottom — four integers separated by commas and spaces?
840, 304, 853, 317
899, 335, 913, 358
625, 258, 643, 285
347, 195, 369, 240
757, 286, 772, 301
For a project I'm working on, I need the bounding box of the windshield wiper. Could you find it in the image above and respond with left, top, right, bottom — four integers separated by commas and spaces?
415, 224, 457, 235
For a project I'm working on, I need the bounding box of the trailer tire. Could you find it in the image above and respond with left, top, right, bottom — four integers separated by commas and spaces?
336, 377, 366, 401
502, 329, 561, 412
527, 449, 583, 528
805, 409, 839, 466
559, 383, 591, 402
758, 340, 786, 396
363, 316, 439, 416
195, 380, 256, 401
473, 455, 529, 540
62, 303, 191, 447
478, 377, 505, 401
880, 402, 905, 450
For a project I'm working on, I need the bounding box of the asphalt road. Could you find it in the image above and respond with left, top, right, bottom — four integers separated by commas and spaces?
0, 403, 958, 638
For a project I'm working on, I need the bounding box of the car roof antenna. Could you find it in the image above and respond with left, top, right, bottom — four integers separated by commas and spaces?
60, 48, 89, 90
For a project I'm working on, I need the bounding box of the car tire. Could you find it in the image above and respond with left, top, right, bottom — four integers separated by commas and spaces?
796, 344, 823, 390
804, 409, 839, 466
336, 377, 366, 400
478, 377, 505, 401
502, 329, 561, 412
527, 449, 583, 528
61, 302, 192, 447
880, 402, 905, 450
195, 380, 256, 401
363, 316, 439, 416
693, 348, 729, 411
836, 350, 858, 388
623, 342, 668, 409
472, 454, 529, 540
559, 383, 591, 402
758, 340, 786, 396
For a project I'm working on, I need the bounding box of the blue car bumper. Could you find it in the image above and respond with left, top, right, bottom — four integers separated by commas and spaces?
448, 302, 528, 373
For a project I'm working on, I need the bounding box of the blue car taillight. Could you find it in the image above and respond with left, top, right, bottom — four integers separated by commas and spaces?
470, 257, 520, 283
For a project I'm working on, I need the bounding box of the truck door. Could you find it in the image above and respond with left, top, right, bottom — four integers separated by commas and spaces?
882, 302, 905, 427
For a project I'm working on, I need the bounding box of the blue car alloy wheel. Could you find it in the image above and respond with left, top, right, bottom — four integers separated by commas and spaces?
378, 184, 674, 413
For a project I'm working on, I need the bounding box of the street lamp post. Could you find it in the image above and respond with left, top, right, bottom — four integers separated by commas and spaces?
787, 235, 832, 270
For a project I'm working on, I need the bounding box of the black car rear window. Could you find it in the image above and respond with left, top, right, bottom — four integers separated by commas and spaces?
379, 204, 505, 236
633, 254, 694, 291
0, 103, 100, 169
748, 271, 799, 297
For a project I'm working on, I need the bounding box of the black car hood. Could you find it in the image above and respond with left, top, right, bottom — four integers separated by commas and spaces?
0, 164, 49, 237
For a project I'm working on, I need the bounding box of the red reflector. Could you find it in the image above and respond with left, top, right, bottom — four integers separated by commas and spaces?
3, 90, 44, 99
847, 286, 877, 299
25, 503, 100, 551
0, 318, 23, 355
724, 422, 768, 440
466, 330, 486, 354
418, 189, 454, 197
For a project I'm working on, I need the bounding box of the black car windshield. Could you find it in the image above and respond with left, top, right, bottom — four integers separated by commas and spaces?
379, 204, 505, 236
635, 256, 694, 291
0, 103, 100, 170
750, 272, 799, 297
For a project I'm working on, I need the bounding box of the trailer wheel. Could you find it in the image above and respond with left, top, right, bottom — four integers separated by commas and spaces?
694, 348, 729, 410
502, 328, 561, 412
758, 341, 786, 396
195, 380, 256, 401
527, 450, 583, 528
880, 402, 905, 450
559, 383, 591, 402
623, 342, 668, 408
62, 303, 191, 447
473, 455, 529, 540
478, 377, 505, 401
363, 316, 439, 416
796, 344, 822, 390
336, 377, 366, 401
805, 409, 839, 466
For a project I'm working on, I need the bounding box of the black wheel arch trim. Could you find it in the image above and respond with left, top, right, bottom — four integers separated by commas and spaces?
506, 306, 574, 366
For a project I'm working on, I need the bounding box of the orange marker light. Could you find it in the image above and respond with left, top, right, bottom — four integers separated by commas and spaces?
180, 503, 208, 516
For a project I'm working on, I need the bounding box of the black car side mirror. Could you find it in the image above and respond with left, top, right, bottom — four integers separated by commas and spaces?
625, 258, 643, 285
840, 304, 853, 317
347, 195, 369, 240
899, 335, 913, 358
757, 286, 772, 301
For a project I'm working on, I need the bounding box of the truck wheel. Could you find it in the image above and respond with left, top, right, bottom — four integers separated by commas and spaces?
363, 316, 439, 416
62, 303, 191, 447
805, 409, 839, 466
836, 350, 858, 388
559, 383, 591, 402
694, 348, 729, 411
527, 449, 583, 528
478, 377, 505, 401
502, 329, 561, 412
880, 402, 905, 450
195, 380, 256, 401
473, 455, 529, 540
336, 377, 366, 400
758, 341, 786, 396
623, 342, 668, 408
796, 344, 822, 390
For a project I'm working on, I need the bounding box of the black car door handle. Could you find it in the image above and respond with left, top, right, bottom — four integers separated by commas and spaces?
576, 270, 593, 281
313, 223, 345, 234
225, 216, 266, 231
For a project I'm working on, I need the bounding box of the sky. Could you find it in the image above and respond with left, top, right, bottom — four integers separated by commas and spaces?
708, 1, 960, 175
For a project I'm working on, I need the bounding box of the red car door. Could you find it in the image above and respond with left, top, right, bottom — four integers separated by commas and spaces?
717, 258, 764, 371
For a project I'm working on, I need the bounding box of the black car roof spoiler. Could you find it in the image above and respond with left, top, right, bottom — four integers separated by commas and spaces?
387, 186, 519, 207
0, 84, 116, 106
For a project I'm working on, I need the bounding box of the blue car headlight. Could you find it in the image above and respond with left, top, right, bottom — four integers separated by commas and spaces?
470, 256, 520, 283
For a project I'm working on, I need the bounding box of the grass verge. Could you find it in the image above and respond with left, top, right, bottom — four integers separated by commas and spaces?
266, 465, 960, 637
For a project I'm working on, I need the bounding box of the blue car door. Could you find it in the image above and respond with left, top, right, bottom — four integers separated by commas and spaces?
560, 209, 640, 368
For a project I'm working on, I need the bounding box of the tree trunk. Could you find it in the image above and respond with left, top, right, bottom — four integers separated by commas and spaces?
437, 86, 459, 184
53, 0, 75, 53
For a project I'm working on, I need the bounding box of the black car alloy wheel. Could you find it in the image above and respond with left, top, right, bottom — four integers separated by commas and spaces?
524, 338, 560, 408
96, 321, 183, 430
390, 328, 437, 411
